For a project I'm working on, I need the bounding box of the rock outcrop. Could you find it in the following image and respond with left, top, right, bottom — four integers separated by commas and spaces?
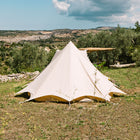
0, 71, 40, 82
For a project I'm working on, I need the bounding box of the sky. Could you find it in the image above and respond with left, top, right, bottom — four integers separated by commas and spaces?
0, 0, 140, 30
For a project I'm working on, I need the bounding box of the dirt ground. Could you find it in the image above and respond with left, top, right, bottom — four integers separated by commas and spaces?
0, 67, 140, 140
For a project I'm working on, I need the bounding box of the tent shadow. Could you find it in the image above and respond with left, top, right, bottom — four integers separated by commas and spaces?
15, 93, 107, 104
15, 92, 30, 99
112, 94, 125, 97
15, 93, 71, 104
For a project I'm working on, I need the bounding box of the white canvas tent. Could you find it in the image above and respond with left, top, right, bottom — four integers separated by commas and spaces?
16, 41, 126, 103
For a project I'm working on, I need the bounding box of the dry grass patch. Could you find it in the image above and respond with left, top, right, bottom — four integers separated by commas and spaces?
0, 67, 140, 140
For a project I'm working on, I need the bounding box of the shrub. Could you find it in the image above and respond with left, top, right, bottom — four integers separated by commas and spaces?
132, 46, 140, 66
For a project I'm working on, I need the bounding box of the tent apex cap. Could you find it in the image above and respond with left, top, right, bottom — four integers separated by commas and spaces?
65, 41, 77, 49
68, 41, 74, 45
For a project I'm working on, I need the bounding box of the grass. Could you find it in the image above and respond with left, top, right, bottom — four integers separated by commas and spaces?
0, 67, 140, 140
101, 67, 140, 88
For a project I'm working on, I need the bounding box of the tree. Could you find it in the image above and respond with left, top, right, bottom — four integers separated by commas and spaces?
77, 26, 137, 66
11, 43, 49, 72
77, 32, 115, 66
92, 31, 115, 66
111, 27, 135, 63
132, 45, 140, 66
135, 21, 140, 32
77, 33, 95, 48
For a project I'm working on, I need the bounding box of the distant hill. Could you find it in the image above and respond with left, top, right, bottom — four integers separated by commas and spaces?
0, 27, 116, 43
96, 26, 116, 30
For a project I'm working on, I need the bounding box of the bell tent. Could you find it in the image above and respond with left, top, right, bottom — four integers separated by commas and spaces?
16, 41, 126, 103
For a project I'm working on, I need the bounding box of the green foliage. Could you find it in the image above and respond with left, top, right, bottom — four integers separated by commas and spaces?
112, 26, 135, 63
77, 25, 138, 66
77, 33, 95, 48
77, 31, 115, 66
93, 31, 115, 66
131, 45, 140, 66
0, 23, 140, 74
0, 42, 56, 74
0, 43, 14, 74
94, 61, 106, 69
46, 48, 56, 64
135, 21, 140, 32
11, 43, 52, 73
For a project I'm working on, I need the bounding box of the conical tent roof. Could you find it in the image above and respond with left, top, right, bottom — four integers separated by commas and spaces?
17, 41, 126, 102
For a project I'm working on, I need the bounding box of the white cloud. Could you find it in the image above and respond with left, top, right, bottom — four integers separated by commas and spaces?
120, 0, 140, 26
52, 0, 70, 13
52, 0, 140, 27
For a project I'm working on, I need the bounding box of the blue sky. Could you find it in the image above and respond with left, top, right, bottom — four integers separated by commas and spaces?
0, 0, 140, 30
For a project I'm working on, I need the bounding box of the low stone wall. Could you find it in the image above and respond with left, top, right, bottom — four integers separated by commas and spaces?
0, 71, 40, 82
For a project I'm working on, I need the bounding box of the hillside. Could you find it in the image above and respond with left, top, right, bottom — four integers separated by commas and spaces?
0, 26, 139, 75
0, 27, 115, 43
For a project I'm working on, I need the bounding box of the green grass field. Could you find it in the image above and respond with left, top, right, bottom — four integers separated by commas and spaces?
0, 67, 140, 140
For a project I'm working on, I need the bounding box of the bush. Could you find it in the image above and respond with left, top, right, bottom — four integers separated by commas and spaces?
77, 26, 138, 66
132, 46, 140, 66
11, 43, 49, 72
0, 42, 56, 74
